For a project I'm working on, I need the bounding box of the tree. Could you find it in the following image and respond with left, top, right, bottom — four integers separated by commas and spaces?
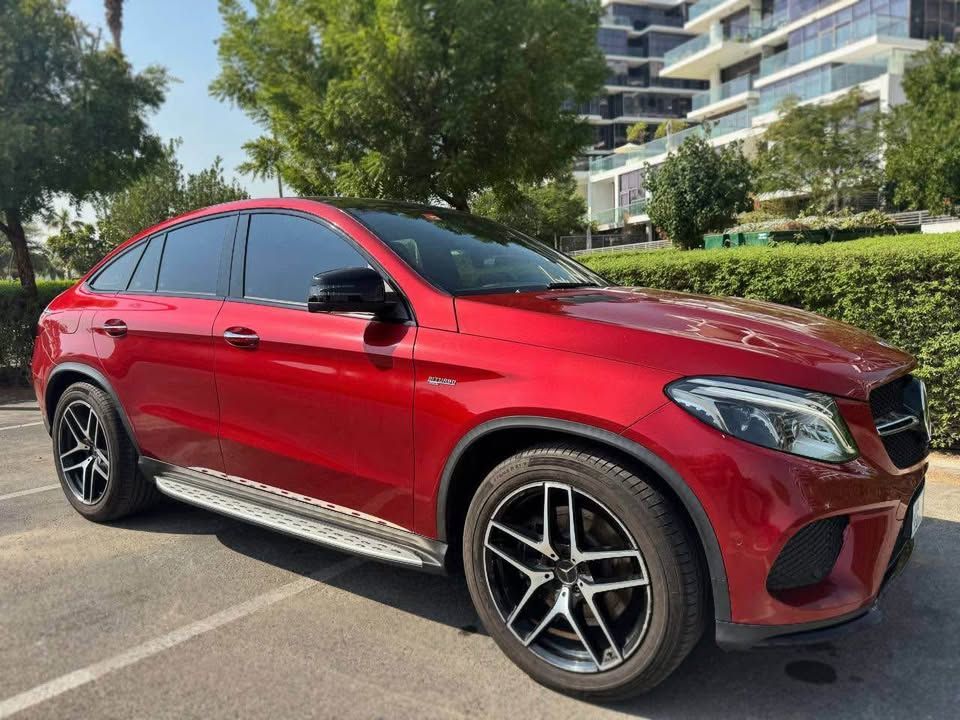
626, 122, 648, 144
0, 235, 62, 281
754, 89, 882, 212
47, 221, 109, 277
95, 140, 249, 247
238, 136, 286, 197
646, 136, 753, 249
105, 0, 123, 51
471, 174, 587, 244
0, 0, 167, 300
654, 119, 687, 139
212, 0, 605, 210
885, 42, 960, 212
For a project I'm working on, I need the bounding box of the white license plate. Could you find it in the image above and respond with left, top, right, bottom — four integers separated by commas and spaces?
911, 487, 924, 538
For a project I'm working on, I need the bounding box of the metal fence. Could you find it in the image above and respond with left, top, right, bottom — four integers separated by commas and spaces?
566, 239, 671, 257
888, 210, 959, 227
558, 235, 629, 253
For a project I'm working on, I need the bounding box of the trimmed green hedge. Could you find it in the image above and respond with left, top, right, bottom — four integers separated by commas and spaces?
0, 280, 74, 383
581, 233, 960, 450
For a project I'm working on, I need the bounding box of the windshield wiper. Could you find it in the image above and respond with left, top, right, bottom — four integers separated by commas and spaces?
546, 281, 599, 289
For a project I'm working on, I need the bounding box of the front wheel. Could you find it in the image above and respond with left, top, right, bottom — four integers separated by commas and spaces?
463, 443, 704, 699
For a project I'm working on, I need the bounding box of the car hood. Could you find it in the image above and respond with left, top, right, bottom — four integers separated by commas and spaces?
454, 287, 914, 400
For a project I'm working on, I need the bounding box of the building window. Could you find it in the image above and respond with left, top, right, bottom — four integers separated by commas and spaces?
619, 170, 645, 207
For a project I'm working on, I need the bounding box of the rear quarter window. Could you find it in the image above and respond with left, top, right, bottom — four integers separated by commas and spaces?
126, 235, 164, 292
89, 242, 147, 291
157, 216, 232, 295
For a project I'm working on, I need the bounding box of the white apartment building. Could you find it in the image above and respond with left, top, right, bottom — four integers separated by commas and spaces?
583, 0, 954, 242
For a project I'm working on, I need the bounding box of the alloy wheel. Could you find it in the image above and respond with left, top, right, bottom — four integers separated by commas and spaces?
57, 399, 111, 505
483, 481, 652, 673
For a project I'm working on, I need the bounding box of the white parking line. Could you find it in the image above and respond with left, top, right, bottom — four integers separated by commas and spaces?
0, 556, 363, 719
0, 421, 43, 432
0, 485, 60, 502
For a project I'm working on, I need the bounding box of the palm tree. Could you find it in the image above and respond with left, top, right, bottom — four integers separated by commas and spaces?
105, 0, 123, 52
0, 228, 63, 280
239, 136, 287, 197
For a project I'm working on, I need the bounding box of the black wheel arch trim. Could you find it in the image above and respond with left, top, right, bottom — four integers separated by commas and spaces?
45, 362, 140, 454
435, 416, 731, 622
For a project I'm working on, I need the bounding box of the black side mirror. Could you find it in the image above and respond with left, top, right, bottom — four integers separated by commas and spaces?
308, 267, 395, 315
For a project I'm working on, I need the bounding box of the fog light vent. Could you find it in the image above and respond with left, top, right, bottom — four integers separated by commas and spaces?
767, 516, 848, 592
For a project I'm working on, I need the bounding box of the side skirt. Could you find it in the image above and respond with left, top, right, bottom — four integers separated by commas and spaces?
140, 458, 448, 574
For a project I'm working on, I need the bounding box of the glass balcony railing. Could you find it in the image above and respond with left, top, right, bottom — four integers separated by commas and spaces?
757, 62, 888, 113
692, 74, 754, 111
710, 107, 755, 137
663, 33, 711, 67
600, 13, 633, 29
688, 0, 730, 23
592, 200, 650, 227
757, 9, 789, 35
589, 111, 757, 175
759, 14, 909, 78
663, 23, 764, 69
593, 206, 619, 226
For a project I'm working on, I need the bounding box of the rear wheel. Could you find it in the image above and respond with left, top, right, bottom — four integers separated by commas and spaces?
463, 443, 704, 699
52, 382, 158, 522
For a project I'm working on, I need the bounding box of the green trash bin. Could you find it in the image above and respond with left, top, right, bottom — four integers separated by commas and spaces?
704, 233, 724, 249
741, 232, 771, 246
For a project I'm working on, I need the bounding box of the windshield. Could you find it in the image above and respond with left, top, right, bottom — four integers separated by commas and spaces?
346, 206, 607, 296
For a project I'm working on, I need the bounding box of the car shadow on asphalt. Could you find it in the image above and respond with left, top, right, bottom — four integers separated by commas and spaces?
115, 502, 960, 718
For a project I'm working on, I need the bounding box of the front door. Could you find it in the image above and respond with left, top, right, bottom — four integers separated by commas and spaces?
213, 211, 417, 530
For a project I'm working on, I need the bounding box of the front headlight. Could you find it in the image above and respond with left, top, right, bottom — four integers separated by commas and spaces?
666, 377, 858, 463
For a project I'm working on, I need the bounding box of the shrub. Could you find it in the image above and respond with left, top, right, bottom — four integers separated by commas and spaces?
580, 233, 960, 449
726, 209, 895, 235
645, 136, 753, 249
0, 280, 74, 383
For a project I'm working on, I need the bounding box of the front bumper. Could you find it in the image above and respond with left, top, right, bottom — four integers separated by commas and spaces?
626, 401, 926, 631
716, 532, 915, 649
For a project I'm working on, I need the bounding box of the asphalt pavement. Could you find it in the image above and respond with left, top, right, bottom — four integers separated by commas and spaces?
2, 395, 959, 719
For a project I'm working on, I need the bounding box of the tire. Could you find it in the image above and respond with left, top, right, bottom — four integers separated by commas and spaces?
52, 381, 159, 522
463, 442, 704, 699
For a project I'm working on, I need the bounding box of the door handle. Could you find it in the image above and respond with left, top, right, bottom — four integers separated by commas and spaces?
223, 327, 260, 349
98, 319, 127, 337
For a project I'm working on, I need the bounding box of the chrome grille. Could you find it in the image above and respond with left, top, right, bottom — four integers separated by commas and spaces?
869, 374, 930, 469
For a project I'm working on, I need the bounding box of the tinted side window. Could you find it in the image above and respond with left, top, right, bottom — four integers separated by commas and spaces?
157, 216, 232, 295
126, 235, 163, 292
89, 243, 146, 291
243, 214, 368, 304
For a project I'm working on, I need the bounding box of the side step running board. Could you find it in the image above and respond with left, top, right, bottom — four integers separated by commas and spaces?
142, 458, 447, 573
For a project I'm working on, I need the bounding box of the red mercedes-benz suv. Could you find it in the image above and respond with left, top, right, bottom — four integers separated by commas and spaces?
32, 198, 927, 698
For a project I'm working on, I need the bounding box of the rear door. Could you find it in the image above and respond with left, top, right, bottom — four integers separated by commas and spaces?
92, 213, 236, 471
213, 211, 417, 529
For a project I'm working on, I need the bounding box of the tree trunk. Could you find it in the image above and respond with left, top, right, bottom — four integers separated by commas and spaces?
2, 208, 38, 302
277, 171, 284, 198
105, 0, 124, 52
451, 194, 470, 212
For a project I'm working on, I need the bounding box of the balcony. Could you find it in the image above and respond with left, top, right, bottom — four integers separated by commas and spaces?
661, 24, 763, 80
758, 14, 909, 83
690, 74, 756, 119
757, 62, 888, 114
589, 111, 757, 177
604, 44, 660, 64
589, 136, 671, 175
593, 199, 650, 229
709, 107, 755, 137
600, 13, 633, 31
685, 0, 752, 34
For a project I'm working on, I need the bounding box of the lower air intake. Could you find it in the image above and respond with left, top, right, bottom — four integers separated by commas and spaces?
767, 516, 848, 593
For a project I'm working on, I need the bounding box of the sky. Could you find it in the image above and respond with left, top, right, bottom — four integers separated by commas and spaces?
68, 0, 275, 199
